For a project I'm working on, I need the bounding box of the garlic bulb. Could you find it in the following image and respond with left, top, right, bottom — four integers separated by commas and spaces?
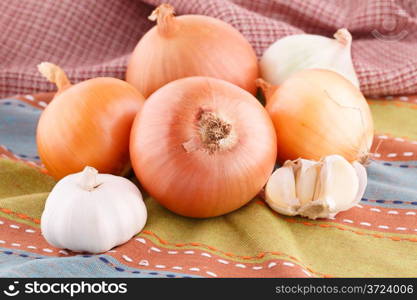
260, 28, 359, 88
265, 155, 367, 219
41, 166, 147, 253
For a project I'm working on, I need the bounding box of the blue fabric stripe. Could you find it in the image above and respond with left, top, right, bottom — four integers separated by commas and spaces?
361, 160, 417, 209
0, 99, 41, 161
0, 248, 200, 278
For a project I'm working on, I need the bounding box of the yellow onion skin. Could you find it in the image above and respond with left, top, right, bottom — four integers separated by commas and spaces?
126, 5, 259, 98
37, 78, 145, 179
265, 69, 373, 163
130, 77, 277, 218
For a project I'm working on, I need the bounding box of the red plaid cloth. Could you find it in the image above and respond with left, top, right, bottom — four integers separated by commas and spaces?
0, 0, 416, 97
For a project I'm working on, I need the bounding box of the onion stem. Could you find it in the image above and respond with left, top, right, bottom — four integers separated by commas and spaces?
255, 78, 275, 103
255, 78, 278, 105
37, 62, 71, 91
333, 28, 352, 46
148, 3, 178, 37
255, 78, 279, 104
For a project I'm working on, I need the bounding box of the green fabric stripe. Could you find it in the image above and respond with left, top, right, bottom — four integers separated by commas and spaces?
368, 101, 417, 139
0, 159, 55, 198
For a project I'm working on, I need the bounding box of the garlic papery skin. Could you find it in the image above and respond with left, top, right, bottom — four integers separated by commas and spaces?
265, 155, 366, 220
260, 28, 359, 88
41, 166, 147, 253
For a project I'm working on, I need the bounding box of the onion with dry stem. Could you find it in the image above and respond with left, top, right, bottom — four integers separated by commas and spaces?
36, 62, 145, 179
126, 4, 259, 97
130, 77, 277, 218
257, 69, 374, 163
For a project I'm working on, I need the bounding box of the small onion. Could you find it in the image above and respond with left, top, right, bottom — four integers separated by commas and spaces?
130, 77, 277, 218
126, 4, 259, 97
36, 62, 145, 179
257, 69, 374, 163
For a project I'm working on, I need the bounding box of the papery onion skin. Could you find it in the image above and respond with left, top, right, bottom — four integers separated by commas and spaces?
126, 4, 259, 98
37, 67, 145, 179
130, 76, 277, 218
263, 69, 373, 163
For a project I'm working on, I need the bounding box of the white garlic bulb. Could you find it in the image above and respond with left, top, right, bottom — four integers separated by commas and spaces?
260, 28, 359, 88
41, 166, 147, 253
265, 155, 367, 219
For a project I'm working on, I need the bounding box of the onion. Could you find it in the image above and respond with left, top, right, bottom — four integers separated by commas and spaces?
260, 29, 359, 88
257, 69, 373, 163
126, 4, 259, 98
130, 77, 277, 218
36, 62, 145, 179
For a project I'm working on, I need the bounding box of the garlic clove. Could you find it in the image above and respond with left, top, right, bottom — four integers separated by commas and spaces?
260, 28, 359, 88
264, 155, 367, 220
351, 161, 367, 205
297, 168, 330, 220
315, 155, 359, 214
292, 159, 320, 206
265, 164, 299, 216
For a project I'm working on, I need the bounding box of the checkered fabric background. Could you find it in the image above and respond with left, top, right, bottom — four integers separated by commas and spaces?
0, 0, 416, 97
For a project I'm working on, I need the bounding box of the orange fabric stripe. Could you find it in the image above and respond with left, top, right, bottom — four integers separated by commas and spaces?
0, 208, 41, 224
140, 230, 331, 277
256, 201, 417, 243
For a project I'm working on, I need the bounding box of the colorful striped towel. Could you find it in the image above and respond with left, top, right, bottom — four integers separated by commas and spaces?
1, 0, 417, 277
